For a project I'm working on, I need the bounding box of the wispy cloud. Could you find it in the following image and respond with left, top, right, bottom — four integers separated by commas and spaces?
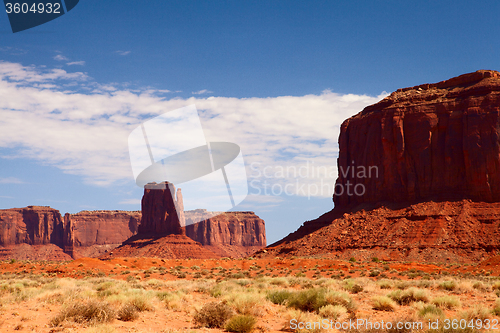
53, 54, 69, 61
115, 51, 131, 56
192, 89, 213, 95
66, 61, 85, 66
0, 177, 25, 184
0, 61, 387, 196
119, 199, 141, 205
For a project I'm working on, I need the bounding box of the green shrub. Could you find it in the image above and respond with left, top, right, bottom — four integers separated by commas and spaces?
324, 290, 355, 311
50, 299, 115, 326
439, 280, 457, 291
287, 288, 327, 312
343, 279, 363, 294
493, 299, 500, 316
225, 315, 257, 333
372, 296, 396, 311
432, 296, 461, 309
193, 301, 234, 328
388, 288, 429, 305
267, 290, 292, 305
318, 304, 347, 320
418, 304, 443, 318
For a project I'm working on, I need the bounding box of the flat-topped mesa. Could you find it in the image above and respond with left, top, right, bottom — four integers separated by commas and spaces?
334, 69, 500, 212
0, 206, 64, 246
138, 182, 186, 235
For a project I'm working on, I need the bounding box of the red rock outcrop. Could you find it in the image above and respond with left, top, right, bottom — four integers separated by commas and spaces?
63, 210, 141, 258
185, 210, 266, 257
257, 70, 500, 263
0, 206, 64, 246
334, 70, 500, 211
139, 182, 185, 235
102, 183, 219, 259
257, 200, 500, 263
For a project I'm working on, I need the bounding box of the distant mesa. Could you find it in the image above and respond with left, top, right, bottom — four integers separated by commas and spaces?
257, 70, 500, 263
0, 183, 266, 260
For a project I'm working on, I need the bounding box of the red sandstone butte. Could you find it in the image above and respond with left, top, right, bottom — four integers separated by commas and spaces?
64, 210, 141, 258
257, 70, 500, 263
185, 210, 266, 257
102, 182, 219, 259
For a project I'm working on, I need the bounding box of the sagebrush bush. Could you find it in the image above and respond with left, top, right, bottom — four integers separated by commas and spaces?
287, 288, 327, 313
50, 299, 115, 326
116, 303, 139, 321
318, 304, 346, 319
372, 296, 396, 311
417, 304, 443, 318
193, 301, 234, 328
432, 296, 461, 309
267, 289, 292, 305
225, 315, 257, 333
388, 288, 429, 305
439, 280, 457, 291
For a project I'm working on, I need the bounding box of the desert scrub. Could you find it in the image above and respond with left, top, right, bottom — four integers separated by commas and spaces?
286, 288, 327, 312
223, 292, 267, 316
283, 309, 326, 333
372, 296, 397, 311
324, 290, 355, 311
193, 301, 234, 328
50, 298, 115, 326
460, 306, 492, 321
225, 315, 257, 333
438, 280, 457, 291
416, 303, 443, 319
318, 304, 347, 320
492, 299, 500, 316
342, 279, 363, 294
377, 279, 393, 289
388, 288, 429, 305
267, 289, 292, 305
116, 303, 139, 321
432, 296, 461, 309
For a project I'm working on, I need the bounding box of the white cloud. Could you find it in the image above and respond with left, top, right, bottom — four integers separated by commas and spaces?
115, 51, 131, 56
67, 61, 85, 66
192, 89, 213, 95
53, 54, 69, 61
0, 61, 387, 198
119, 199, 141, 205
0, 177, 25, 184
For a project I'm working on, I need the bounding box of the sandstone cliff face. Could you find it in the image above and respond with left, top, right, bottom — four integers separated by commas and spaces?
0, 206, 64, 246
66, 211, 141, 247
260, 71, 500, 263
139, 182, 185, 235
334, 70, 500, 211
185, 210, 266, 257
185, 211, 266, 247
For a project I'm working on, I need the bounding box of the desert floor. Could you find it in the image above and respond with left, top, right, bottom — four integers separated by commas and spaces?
1, 256, 500, 333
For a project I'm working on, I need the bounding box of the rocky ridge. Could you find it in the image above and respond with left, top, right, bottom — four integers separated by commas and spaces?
257, 70, 500, 262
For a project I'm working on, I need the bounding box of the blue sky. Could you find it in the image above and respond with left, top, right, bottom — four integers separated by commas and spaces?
1, 1, 499, 244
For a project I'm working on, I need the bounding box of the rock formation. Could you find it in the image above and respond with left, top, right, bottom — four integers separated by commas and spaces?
334, 70, 500, 211
0, 206, 64, 246
0, 183, 266, 259
257, 70, 500, 263
102, 182, 218, 259
185, 210, 266, 257
139, 182, 185, 235
64, 210, 141, 258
